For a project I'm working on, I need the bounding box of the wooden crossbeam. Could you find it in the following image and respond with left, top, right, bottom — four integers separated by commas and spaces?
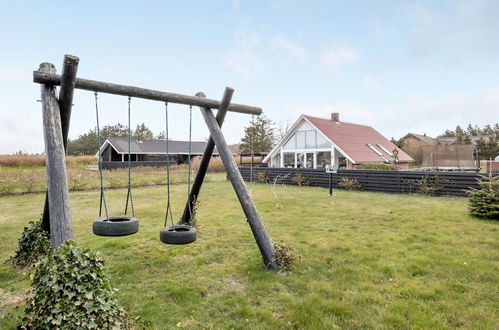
33, 71, 262, 116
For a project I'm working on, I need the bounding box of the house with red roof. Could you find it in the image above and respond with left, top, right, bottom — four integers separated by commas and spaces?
263, 113, 413, 169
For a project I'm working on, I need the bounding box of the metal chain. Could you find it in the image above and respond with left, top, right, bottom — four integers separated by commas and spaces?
94, 92, 109, 220
164, 102, 174, 228
250, 114, 255, 185
187, 105, 193, 221
124, 96, 135, 217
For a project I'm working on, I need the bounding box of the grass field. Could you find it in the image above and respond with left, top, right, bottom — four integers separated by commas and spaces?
0, 155, 227, 196
0, 174, 498, 329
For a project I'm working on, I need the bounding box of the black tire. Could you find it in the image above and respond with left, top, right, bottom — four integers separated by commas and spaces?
159, 225, 197, 245
92, 216, 139, 237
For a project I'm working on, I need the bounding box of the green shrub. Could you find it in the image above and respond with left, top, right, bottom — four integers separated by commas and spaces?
411, 175, 446, 196
22, 241, 129, 329
292, 172, 309, 186
363, 163, 396, 170
8, 220, 50, 270
255, 171, 269, 183
0, 179, 17, 196
468, 174, 499, 220
273, 242, 301, 272
339, 177, 363, 191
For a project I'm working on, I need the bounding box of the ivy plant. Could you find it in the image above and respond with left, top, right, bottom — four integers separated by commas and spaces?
21, 241, 129, 329
8, 220, 50, 270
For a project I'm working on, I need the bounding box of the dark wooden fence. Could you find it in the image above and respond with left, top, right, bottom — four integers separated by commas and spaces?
239, 167, 493, 197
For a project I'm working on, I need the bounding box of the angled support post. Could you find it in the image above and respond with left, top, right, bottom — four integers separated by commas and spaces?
180, 87, 234, 224
41, 55, 79, 233
199, 102, 277, 269
39, 62, 73, 249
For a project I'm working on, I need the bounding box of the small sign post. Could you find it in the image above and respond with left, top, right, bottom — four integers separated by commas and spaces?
392, 148, 399, 164
325, 164, 338, 196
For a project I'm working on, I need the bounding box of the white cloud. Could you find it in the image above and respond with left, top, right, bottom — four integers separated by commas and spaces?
282, 87, 499, 141
223, 33, 308, 76
223, 32, 264, 77
368, 20, 385, 40
362, 75, 380, 89
406, 0, 499, 58
270, 36, 308, 66
319, 47, 359, 72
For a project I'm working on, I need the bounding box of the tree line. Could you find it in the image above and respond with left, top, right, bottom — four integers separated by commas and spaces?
67, 114, 281, 156
67, 123, 158, 155
438, 123, 499, 160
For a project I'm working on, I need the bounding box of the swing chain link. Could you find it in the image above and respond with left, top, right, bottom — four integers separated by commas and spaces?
164, 102, 174, 227
124, 96, 135, 218
94, 92, 109, 220
187, 105, 193, 221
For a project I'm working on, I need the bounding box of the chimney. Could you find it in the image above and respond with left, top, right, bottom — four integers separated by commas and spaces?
331, 112, 340, 122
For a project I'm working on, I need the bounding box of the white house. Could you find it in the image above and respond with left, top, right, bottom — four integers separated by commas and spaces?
263, 113, 413, 169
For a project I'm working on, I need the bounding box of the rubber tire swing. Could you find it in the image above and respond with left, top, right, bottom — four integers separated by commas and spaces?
160, 225, 197, 244
159, 102, 196, 245
93, 217, 139, 237
92, 94, 139, 237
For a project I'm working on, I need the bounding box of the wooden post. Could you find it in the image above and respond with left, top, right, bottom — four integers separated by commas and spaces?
41, 55, 79, 233
199, 104, 277, 269
180, 88, 233, 223
39, 62, 73, 249
329, 172, 333, 196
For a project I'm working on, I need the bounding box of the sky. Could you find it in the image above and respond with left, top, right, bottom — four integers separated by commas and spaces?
1, 0, 498, 154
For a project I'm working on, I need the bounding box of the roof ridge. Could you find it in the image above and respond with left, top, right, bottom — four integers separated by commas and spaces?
303, 114, 374, 128
106, 137, 206, 143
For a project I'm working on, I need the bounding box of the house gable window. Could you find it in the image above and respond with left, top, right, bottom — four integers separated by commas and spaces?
282, 129, 330, 151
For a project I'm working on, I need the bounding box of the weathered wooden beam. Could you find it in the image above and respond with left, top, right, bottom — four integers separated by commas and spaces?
59, 55, 80, 148
33, 71, 262, 116
199, 105, 277, 269
39, 62, 73, 249
180, 88, 233, 224
41, 55, 79, 233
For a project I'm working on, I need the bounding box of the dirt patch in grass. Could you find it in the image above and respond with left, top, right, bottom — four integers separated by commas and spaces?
0, 288, 28, 318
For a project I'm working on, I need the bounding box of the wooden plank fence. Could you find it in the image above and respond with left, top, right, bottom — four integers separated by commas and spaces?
239, 167, 494, 197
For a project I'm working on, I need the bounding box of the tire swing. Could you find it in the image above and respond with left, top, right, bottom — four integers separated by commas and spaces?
92, 93, 139, 237
159, 102, 197, 245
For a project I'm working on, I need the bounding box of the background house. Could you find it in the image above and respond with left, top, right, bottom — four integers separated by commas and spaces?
398, 133, 438, 162
98, 137, 217, 168
263, 113, 413, 169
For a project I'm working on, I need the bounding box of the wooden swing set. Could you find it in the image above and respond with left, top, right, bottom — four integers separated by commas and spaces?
34, 54, 277, 269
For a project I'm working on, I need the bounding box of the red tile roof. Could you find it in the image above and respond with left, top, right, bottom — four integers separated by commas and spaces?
304, 115, 413, 163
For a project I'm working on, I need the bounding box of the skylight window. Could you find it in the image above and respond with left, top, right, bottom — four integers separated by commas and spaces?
366, 144, 389, 162
376, 144, 392, 156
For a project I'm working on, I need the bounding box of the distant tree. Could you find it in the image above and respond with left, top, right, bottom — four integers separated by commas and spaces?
67, 130, 98, 156
438, 129, 456, 138
482, 124, 494, 136
101, 123, 129, 139
391, 137, 404, 149
156, 131, 166, 140
274, 120, 291, 143
239, 114, 275, 153
133, 123, 154, 140
466, 124, 479, 136
67, 122, 155, 155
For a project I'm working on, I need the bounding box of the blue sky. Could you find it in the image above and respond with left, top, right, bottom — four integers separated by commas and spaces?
1, 0, 498, 154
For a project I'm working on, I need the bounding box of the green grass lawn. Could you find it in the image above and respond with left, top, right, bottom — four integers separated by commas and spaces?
1, 175, 498, 329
